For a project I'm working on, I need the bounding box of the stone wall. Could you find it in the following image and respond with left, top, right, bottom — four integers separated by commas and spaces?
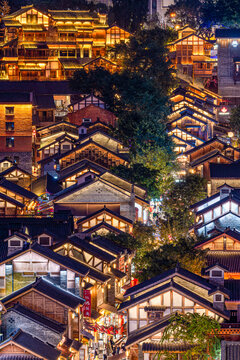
2, 310, 62, 346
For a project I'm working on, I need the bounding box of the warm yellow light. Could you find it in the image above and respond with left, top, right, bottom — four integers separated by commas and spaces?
170, 12, 176, 18
228, 131, 234, 138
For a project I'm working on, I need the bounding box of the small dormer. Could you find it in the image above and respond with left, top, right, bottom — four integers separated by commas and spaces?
37, 233, 53, 247
212, 291, 226, 312
219, 184, 233, 200
78, 125, 87, 136
5, 233, 29, 256
60, 141, 72, 153
76, 172, 95, 185
205, 264, 228, 286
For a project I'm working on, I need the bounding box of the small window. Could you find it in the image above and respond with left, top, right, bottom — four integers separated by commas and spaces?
6, 137, 14, 148
62, 144, 70, 150
27, 14, 37, 24
147, 311, 163, 320
215, 294, 222, 302
9, 240, 21, 247
83, 49, 89, 58
39, 236, 51, 246
3, 162, 9, 169
5, 107, 14, 115
5, 122, 14, 131
212, 270, 223, 277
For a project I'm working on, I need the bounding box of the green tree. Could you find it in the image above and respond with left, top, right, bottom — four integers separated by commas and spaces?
159, 313, 221, 360
229, 105, 240, 135
109, 0, 148, 33
111, 26, 177, 93
134, 236, 207, 282
161, 174, 207, 236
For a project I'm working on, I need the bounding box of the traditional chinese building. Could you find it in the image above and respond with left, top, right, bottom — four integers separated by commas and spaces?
183, 137, 240, 182
195, 228, 240, 280
0, 6, 130, 81
169, 26, 215, 81
119, 265, 230, 360
190, 184, 240, 237
216, 28, 240, 103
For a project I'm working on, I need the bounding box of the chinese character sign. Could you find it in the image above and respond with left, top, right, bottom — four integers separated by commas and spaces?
83, 289, 91, 317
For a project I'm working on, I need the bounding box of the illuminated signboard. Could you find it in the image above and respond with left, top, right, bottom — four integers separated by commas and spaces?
219, 106, 229, 115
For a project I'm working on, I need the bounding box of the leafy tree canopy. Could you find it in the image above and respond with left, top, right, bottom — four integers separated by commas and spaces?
109, 0, 148, 33
166, 0, 240, 30
134, 236, 207, 282
161, 174, 207, 237
160, 313, 221, 360
111, 26, 177, 93
229, 105, 240, 135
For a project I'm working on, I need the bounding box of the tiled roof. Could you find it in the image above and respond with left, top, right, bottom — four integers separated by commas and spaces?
0, 329, 60, 360
82, 221, 125, 235
0, 81, 78, 96
195, 229, 240, 249
90, 236, 128, 256
54, 236, 116, 263
2, 277, 85, 309
35, 95, 56, 109
58, 159, 106, 181
6, 303, 66, 334
225, 280, 240, 301
0, 192, 25, 208
142, 342, 193, 352
0, 212, 73, 241
0, 178, 37, 200
206, 251, 240, 273
125, 315, 172, 347
0, 242, 90, 277
124, 266, 213, 298
0, 92, 32, 103
210, 162, 240, 178
76, 207, 133, 225
119, 279, 229, 319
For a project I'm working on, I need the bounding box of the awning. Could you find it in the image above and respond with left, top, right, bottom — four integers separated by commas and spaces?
59, 59, 83, 70
22, 24, 46, 32
57, 25, 77, 32
98, 303, 118, 314
192, 55, 216, 62
80, 329, 94, 340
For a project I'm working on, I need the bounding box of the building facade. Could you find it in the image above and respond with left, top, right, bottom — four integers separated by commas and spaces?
0, 6, 130, 81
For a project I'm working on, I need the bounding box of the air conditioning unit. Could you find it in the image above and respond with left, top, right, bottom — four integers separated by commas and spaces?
83, 118, 92, 123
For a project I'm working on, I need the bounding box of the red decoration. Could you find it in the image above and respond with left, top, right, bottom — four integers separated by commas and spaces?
83, 290, 91, 317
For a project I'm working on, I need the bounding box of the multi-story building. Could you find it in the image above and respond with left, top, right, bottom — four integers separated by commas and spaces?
148, 0, 174, 22
169, 26, 216, 81
0, 5, 130, 81
0, 92, 34, 173
216, 29, 240, 103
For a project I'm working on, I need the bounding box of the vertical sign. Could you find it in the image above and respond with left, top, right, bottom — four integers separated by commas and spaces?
119, 255, 125, 272
83, 289, 91, 317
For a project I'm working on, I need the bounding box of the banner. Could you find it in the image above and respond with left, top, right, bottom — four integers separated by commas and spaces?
83, 289, 91, 317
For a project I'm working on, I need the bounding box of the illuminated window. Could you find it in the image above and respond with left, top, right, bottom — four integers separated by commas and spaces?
6, 137, 14, 148
27, 14, 37, 24
39, 236, 51, 246
83, 49, 89, 57
5, 107, 14, 115
5, 122, 14, 131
